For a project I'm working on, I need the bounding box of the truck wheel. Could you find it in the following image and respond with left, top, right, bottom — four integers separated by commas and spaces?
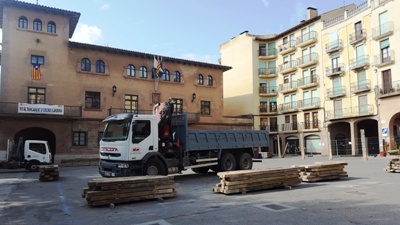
26, 161, 39, 172
143, 158, 167, 175
237, 152, 253, 170
220, 153, 236, 171
192, 167, 209, 174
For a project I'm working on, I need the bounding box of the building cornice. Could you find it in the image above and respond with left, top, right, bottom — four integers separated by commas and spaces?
68, 41, 232, 72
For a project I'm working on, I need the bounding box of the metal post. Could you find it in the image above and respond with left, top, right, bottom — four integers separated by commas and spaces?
361, 129, 368, 161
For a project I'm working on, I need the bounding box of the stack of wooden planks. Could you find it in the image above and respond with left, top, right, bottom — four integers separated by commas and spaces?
82, 176, 177, 207
294, 161, 348, 182
385, 158, 400, 173
212, 167, 304, 195
38, 165, 59, 181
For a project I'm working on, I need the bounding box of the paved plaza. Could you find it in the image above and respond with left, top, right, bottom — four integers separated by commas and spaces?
1, 155, 399, 225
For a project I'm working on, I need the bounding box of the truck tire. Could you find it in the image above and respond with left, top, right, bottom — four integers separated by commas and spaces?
237, 152, 253, 170
26, 161, 39, 172
143, 158, 167, 175
192, 167, 209, 174
219, 153, 236, 171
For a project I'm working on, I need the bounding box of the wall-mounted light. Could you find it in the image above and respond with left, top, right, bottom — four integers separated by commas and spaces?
112, 85, 117, 96
191, 93, 196, 102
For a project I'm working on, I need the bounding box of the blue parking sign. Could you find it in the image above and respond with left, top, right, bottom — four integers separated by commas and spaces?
382, 128, 388, 137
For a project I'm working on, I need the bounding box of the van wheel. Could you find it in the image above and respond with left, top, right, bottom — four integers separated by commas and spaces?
26, 161, 39, 172
219, 153, 236, 171
237, 152, 253, 170
143, 158, 167, 175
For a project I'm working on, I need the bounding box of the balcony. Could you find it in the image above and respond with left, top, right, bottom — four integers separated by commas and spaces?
325, 105, 374, 120
349, 29, 366, 45
325, 40, 343, 54
326, 87, 346, 99
259, 104, 278, 115
299, 120, 321, 132
279, 81, 298, 94
350, 80, 371, 94
0, 102, 82, 118
372, 22, 394, 40
258, 67, 278, 78
349, 56, 370, 70
278, 102, 298, 113
259, 48, 277, 60
296, 31, 317, 48
373, 50, 395, 68
280, 122, 298, 133
325, 64, 345, 77
278, 40, 296, 55
264, 124, 278, 133
297, 97, 321, 110
377, 80, 400, 98
278, 61, 297, 74
298, 75, 319, 89
297, 53, 318, 68
259, 85, 278, 97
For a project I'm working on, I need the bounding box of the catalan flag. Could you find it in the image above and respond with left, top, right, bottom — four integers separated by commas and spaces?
31, 63, 41, 80
153, 56, 164, 78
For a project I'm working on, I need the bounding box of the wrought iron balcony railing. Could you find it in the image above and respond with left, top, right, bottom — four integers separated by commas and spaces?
326, 105, 374, 120
372, 21, 394, 40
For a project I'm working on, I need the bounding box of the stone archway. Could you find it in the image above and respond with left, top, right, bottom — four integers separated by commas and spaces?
14, 127, 56, 161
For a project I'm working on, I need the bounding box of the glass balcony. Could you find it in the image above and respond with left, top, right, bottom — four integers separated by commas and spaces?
325, 40, 343, 54
278, 40, 296, 55
326, 87, 346, 99
298, 75, 319, 89
373, 50, 395, 68
280, 122, 298, 132
350, 80, 371, 94
372, 21, 394, 40
278, 61, 297, 74
279, 81, 298, 94
349, 29, 366, 45
349, 56, 370, 70
296, 31, 317, 48
297, 97, 320, 109
278, 102, 298, 113
297, 53, 318, 68
326, 105, 374, 120
258, 67, 277, 78
325, 64, 345, 77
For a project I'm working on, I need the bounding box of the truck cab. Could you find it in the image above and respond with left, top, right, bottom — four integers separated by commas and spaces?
0, 139, 52, 171
99, 113, 163, 177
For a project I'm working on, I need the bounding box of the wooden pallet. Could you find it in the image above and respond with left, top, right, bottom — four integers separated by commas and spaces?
39, 165, 59, 181
293, 161, 348, 182
385, 158, 400, 173
213, 167, 304, 195
82, 176, 177, 206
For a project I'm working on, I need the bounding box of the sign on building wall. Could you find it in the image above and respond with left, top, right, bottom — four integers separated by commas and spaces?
18, 103, 64, 115
382, 128, 388, 137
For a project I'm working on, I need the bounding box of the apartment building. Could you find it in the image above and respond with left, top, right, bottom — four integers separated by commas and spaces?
322, 0, 400, 155
0, 0, 245, 162
222, 0, 400, 156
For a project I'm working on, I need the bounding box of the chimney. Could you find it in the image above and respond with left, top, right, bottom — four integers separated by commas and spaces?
307, 7, 318, 19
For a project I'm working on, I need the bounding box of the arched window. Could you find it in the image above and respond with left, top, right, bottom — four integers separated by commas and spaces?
47, 21, 56, 33
18, 16, 28, 29
33, 19, 42, 31
151, 68, 157, 79
197, 74, 204, 85
163, 70, 170, 81
96, 60, 105, 73
140, 66, 147, 78
174, 71, 181, 83
207, 75, 214, 86
81, 58, 91, 72
127, 64, 135, 77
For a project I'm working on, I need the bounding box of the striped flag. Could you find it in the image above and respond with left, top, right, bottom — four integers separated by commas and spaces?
153, 56, 164, 78
31, 63, 41, 80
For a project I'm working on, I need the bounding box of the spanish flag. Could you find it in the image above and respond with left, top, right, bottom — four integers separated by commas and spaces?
31, 63, 41, 80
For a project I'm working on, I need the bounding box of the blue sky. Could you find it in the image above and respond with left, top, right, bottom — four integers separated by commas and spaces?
20, 0, 366, 64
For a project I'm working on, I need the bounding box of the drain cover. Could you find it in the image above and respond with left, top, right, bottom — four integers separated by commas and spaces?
135, 220, 172, 225
347, 191, 367, 195
254, 202, 295, 212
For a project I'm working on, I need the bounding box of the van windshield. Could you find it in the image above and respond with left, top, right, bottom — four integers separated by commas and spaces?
102, 119, 131, 141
